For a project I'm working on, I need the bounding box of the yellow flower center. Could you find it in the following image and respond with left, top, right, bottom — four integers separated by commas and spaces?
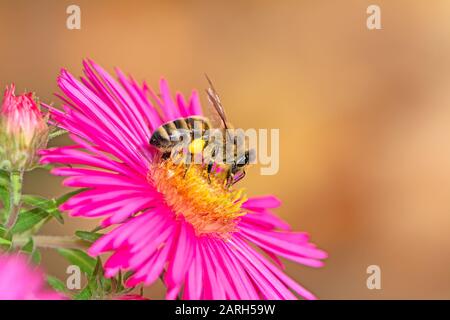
148, 159, 247, 237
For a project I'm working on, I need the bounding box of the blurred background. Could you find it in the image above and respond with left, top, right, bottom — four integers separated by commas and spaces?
1, 0, 450, 299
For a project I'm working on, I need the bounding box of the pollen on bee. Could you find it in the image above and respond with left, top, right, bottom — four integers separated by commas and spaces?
148, 159, 247, 237
188, 138, 206, 155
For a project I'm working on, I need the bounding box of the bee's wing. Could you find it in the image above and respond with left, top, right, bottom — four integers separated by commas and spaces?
203, 99, 225, 130
204, 74, 232, 130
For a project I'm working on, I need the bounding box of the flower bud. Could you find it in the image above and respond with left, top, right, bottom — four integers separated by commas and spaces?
0, 84, 49, 171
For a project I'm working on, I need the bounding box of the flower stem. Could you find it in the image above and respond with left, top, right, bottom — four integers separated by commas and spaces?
5, 170, 23, 229
13, 235, 90, 250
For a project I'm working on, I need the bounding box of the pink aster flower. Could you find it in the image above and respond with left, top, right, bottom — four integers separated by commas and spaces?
41, 60, 327, 300
0, 253, 62, 300
0, 84, 49, 171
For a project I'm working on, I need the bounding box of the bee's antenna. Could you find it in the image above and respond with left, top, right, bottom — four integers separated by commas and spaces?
204, 73, 216, 93
204, 74, 229, 129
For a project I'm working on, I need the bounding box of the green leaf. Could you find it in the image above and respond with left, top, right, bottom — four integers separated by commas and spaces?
47, 276, 67, 293
35, 164, 53, 171
74, 286, 92, 300
0, 226, 7, 238
0, 172, 10, 224
0, 226, 11, 249
0, 186, 10, 213
101, 277, 112, 293
21, 195, 64, 224
92, 257, 103, 277
0, 169, 9, 187
55, 189, 85, 206
87, 278, 99, 297
18, 190, 86, 226
21, 195, 54, 208
21, 237, 34, 254
57, 248, 97, 276
115, 270, 124, 292
123, 271, 134, 282
32, 249, 41, 264
49, 129, 67, 140
18, 238, 41, 264
0, 237, 11, 246
48, 209, 64, 224
75, 230, 103, 243
11, 208, 49, 234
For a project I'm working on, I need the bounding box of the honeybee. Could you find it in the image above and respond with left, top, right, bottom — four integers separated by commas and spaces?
149, 75, 255, 186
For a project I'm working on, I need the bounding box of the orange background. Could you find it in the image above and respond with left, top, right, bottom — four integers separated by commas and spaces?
1, 0, 450, 299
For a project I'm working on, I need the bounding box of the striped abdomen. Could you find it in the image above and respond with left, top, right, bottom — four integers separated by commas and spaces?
149, 116, 211, 151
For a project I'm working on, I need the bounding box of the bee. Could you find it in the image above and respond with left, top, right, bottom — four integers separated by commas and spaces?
149, 76, 255, 186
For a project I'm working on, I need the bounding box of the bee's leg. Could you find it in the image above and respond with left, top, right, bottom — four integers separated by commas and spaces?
225, 167, 235, 188
232, 170, 246, 185
183, 151, 190, 175
207, 161, 214, 183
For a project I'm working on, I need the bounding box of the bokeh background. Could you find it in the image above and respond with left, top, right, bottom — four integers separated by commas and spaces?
1, 0, 450, 299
